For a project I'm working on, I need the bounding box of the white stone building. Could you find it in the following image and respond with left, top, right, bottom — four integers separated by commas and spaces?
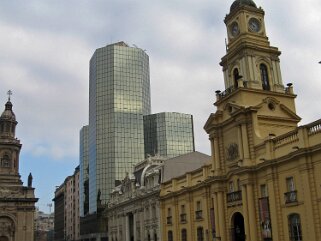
106, 152, 210, 241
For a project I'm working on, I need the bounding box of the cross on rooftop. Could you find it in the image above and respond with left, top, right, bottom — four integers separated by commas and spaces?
7, 90, 12, 101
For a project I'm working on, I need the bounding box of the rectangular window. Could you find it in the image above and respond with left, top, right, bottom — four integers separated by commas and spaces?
260, 184, 268, 197
286, 177, 295, 191
229, 181, 234, 192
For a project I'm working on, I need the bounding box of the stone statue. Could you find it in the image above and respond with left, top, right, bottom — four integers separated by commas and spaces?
28, 173, 33, 187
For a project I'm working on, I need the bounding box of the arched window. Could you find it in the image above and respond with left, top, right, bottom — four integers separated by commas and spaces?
197, 227, 204, 241
168, 231, 173, 241
233, 68, 239, 88
181, 229, 187, 241
288, 214, 302, 241
260, 64, 270, 90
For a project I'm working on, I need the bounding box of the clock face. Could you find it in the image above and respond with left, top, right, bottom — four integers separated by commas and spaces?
230, 22, 240, 37
248, 18, 261, 32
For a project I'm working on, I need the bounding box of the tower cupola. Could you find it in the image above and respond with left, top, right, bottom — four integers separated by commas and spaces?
0, 90, 17, 138
230, 0, 257, 12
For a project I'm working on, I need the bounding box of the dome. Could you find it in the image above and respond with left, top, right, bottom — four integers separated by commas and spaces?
1, 100, 16, 121
230, 0, 257, 12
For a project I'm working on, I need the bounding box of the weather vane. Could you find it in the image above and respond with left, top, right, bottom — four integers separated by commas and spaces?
7, 90, 12, 101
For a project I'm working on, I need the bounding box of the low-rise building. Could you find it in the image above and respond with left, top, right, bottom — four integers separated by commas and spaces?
106, 152, 210, 241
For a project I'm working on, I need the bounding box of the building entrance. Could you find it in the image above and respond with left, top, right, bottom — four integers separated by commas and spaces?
0, 236, 9, 241
232, 212, 245, 241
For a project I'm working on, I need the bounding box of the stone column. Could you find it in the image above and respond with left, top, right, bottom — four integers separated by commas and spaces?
125, 214, 130, 241
241, 185, 250, 240
214, 137, 221, 172
213, 193, 221, 238
217, 192, 226, 241
247, 184, 258, 240
241, 124, 250, 165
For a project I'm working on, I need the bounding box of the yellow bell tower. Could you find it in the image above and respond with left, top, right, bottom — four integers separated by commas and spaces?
221, 0, 285, 93
205, 0, 301, 170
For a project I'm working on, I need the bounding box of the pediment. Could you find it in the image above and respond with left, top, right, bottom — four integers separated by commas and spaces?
254, 97, 301, 121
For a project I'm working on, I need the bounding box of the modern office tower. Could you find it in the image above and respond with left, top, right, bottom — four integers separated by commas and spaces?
79, 125, 89, 216
88, 41, 151, 213
143, 112, 195, 158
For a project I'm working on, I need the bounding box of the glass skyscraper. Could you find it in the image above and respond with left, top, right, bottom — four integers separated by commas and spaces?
143, 112, 195, 158
88, 42, 151, 213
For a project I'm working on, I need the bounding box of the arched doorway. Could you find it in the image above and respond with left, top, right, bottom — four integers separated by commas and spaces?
0, 236, 9, 241
232, 212, 245, 241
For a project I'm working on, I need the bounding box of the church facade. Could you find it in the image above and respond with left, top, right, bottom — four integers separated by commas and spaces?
0, 94, 38, 241
160, 1, 321, 241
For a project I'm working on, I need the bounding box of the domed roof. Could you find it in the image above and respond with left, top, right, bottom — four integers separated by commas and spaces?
230, 0, 257, 12
1, 100, 16, 121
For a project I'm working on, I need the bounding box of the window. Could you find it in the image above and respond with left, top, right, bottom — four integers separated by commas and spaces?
180, 204, 187, 222
229, 181, 234, 192
196, 201, 203, 220
288, 214, 302, 241
233, 68, 239, 88
167, 208, 172, 224
197, 227, 204, 241
181, 229, 187, 241
260, 184, 268, 197
2, 155, 11, 168
260, 64, 270, 90
196, 201, 201, 211
237, 179, 241, 191
286, 177, 295, 191
168, 231, 173, 241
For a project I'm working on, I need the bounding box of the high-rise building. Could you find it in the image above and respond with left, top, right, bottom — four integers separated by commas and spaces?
88, 41, 151, 213
143, 112, 195, 158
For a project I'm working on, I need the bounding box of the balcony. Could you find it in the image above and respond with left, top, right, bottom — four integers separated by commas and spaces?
284, 190, 297, 204
227, 190, 242, 203
195, 210, 203, 220
180, 213, 187, 223
166, 216, 172, 225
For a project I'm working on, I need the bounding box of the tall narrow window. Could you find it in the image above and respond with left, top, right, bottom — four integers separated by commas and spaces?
233, 68, 239, 88
286, 177, 295, 191
260, 184, 268, 197
181, 229, 187, 241
229, 181, 234, 192
288, 214, 302, 241
260, 64, 270, 90
197, 227, 204, 241
168, 231, 173, 241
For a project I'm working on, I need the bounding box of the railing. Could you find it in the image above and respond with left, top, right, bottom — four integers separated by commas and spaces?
307, 119, 321, 136
195, 210, 203, 220
166, 216, 172, 225
284, 190, 297, 204
227, 190, 242, 203
273, 130, 299, 149
180, 213, 187, 223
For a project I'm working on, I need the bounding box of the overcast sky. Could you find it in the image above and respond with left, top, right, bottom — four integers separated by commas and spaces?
0, 0, 320, 212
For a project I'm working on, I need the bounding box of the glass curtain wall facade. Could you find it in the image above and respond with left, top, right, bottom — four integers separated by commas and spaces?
89, 42, 151, 213
143, 112, 195, 158
79, 125, 89, 217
